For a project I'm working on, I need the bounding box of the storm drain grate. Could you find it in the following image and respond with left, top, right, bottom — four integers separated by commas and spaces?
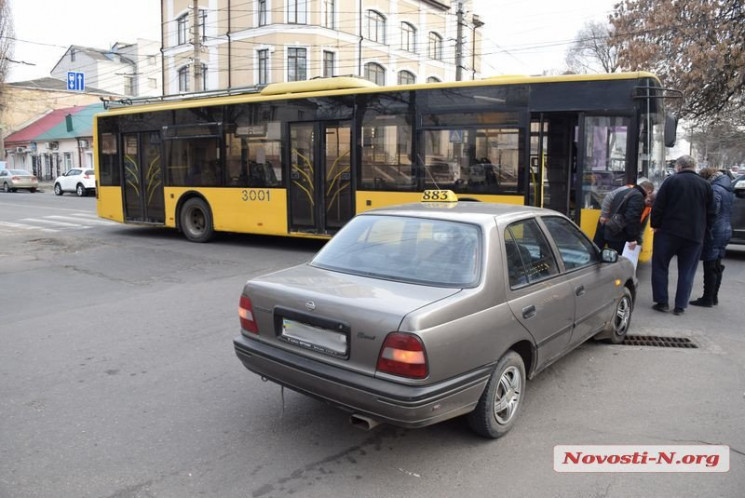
622, 335, 698, 348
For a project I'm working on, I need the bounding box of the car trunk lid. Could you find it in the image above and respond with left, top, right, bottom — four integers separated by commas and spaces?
243, 263, 461, 377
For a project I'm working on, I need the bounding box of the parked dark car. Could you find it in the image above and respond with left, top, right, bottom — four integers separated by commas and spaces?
234, 192, 637, 438
730, 175, 745, 245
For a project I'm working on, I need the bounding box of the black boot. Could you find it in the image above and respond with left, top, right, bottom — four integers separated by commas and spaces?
690, 260, 716, 307
712, 259, 724, 305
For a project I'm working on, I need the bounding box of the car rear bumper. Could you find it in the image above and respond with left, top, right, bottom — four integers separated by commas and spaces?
234, 334, 492, 429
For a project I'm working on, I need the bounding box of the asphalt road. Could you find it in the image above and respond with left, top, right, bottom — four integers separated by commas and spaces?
1, 188, 743, 498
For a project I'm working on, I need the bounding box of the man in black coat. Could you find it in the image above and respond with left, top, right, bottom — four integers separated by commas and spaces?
650, 155, 715, 315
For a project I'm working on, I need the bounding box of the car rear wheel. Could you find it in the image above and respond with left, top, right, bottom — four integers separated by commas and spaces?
180, 197, 214, 243
467, 350, 525, 439
76, 184, 86, 197
597, 287, 633, 344
30, 188, 37, 193
54, 183, 63, 196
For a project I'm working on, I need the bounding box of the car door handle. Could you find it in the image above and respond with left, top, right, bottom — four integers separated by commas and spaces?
522, 305, 536, 319
575, 285, 585, 296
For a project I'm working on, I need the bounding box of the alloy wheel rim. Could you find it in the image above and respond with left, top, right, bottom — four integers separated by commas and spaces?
614, 296, 631, 336
493, 365, 521, 424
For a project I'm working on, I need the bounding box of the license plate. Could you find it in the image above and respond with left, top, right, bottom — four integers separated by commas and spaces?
281, 318, 348, 357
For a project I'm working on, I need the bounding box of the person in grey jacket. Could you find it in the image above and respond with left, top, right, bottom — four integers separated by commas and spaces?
689, 168, 734, 307
650, 155, 715, 315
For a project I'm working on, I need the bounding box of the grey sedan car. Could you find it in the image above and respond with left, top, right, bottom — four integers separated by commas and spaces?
234, 195, 637, 438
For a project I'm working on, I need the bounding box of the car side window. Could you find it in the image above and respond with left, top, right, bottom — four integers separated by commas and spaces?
505, 219, 559, 287
541, 216, 598, 270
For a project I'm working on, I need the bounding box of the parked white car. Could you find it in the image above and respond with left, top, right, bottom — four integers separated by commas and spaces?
54, 169, 96, 197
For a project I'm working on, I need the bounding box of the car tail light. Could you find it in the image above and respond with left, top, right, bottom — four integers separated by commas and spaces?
84, 173, 90, 179
239, 295, 258, 334
11, 176, 19, 181
377, 333, 428, 379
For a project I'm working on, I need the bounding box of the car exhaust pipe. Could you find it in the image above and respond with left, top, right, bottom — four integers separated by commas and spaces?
350, 414, 381, 431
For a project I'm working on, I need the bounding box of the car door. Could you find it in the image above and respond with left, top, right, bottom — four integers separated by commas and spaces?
61, 169, 79, 191
540, 215, 617, 348
732, 175, 745, 244
503, 218, 574, 368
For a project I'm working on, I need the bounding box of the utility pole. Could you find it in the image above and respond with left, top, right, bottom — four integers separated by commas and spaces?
192, 0, 203, 92
455, 2, 464, 81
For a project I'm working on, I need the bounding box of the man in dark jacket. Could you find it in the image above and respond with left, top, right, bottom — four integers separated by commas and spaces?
650, 155, 715, 315
602, 179, 655, 254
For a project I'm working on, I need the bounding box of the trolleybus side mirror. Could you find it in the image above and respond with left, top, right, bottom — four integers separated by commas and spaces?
664, 114, 678, 147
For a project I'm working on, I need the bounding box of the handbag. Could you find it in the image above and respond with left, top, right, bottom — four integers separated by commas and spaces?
604, 188, 635, 236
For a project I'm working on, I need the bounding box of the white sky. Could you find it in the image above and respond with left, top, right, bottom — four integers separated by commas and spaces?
7, 0, 619, 83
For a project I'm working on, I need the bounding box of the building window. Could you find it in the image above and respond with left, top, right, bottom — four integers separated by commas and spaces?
288, 0, 307, 24
323, 51, 335, 78
401, 22, 416, 52
364, 10, 385, 43
323, 0, 335, 29
177, 14, 189, 45
148, 55, 157, 65
124, 75, 135, 95
258, 49, 269, 85
199, 9, 207, 42
64, 152, 73, 170
258, 0, 267, 26
148, 78, 158, 89
178, 66, 189, 92
398, 70, 415, 85
201, 64, 208, 90
429, 32, 442, 60
287, 47, 307, 82
364, 62, 385, 85
427, 76, 441, 83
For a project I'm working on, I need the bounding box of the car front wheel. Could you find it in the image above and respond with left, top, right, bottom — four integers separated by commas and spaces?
3, 182, 9, 193
598, 287, 633, 344
180, 197, 214, 243
467, 350, 525, 439
76, 184, 86, 197
54, 183, 63, 196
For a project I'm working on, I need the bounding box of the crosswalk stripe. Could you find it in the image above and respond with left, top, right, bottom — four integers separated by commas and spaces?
21, 217, 88, 228
0, 221, 58, 233
47, 215, 117, 225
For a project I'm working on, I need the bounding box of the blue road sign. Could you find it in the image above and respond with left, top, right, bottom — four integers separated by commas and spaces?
67, 71, 85, 91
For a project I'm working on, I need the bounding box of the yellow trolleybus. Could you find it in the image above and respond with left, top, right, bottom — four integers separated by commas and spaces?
94, 72, 676, 253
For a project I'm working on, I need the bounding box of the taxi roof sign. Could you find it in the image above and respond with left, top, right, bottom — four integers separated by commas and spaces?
421, 190, 458, 202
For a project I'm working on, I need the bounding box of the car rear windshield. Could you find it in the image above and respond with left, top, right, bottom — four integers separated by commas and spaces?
84, 170, 94, 175
10, 170, 30, 175
312, 215, 481, 287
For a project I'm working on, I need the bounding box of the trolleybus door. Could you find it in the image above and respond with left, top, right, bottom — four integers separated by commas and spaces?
530, 113, 579, 222
288, 121, 353, 234
122, 132, 165, 224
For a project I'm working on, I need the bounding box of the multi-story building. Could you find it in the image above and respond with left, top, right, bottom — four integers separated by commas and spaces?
161, 0, 483, 94
50, 39, 163, 97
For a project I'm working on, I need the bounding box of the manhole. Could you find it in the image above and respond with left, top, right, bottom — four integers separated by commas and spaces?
622, 335, 698, 348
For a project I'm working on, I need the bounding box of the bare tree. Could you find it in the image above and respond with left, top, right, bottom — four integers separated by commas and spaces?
565, 21, 620, 74
0, 0, 14, 86
609, 0, 745, 120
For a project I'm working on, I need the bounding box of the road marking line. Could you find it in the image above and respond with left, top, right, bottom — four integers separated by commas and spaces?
47, 215, 116, 225
22, 217, 84, 228
0, 221, 58, 233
